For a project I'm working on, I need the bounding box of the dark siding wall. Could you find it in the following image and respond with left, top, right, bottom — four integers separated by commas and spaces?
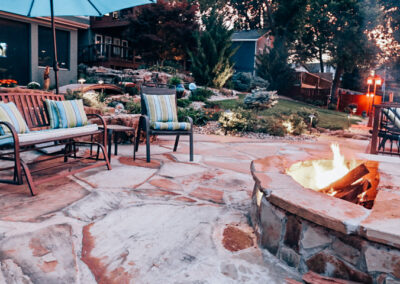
232, 41, 256, 73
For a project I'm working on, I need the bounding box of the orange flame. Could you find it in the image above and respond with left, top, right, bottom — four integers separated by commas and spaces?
287, 143, 358, 191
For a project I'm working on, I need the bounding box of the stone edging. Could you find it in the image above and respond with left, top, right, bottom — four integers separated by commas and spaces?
250, 156, 400, 283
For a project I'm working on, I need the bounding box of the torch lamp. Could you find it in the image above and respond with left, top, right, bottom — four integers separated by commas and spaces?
98, 80, 104, 100
78, 78, 86, 92
367, 75, 383, 127
308, 114, 316, 133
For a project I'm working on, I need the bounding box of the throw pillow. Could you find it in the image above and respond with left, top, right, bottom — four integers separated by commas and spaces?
54, 99, 88, 128
0, 102, 30, 135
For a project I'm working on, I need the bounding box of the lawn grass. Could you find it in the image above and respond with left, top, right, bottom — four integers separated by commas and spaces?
213, 95, 362, 130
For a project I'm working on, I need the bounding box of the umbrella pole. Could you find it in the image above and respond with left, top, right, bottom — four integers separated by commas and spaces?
50, 0, 59, 94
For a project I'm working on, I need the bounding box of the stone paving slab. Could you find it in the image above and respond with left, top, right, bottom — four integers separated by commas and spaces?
0, 133, 372, 283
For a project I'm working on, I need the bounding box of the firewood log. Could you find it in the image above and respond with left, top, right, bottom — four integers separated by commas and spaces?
321, 163, 369, 193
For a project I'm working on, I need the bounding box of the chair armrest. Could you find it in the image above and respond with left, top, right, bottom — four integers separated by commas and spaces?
185, 116, 193, 130
0, 121, 19, 145
87, 114, 108, 131
140, 115, 150, 130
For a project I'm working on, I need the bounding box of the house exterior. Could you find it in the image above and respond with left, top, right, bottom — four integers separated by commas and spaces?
78, 9, 141, 70
231, 30, 273, 74
0, 12, 89, 86
285, 71, 333, 105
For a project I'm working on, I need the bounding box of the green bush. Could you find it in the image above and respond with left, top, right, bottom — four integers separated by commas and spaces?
232, 72, 252, 92
296, 107, 320, 127
232, 72, 270, 92
177, 99, 191, 108
288, 114, 308, 135
124, 85, 139, 96
204, 101, 220, 109
247, 116, 286, 136
328, 103, 337, 110
148, 65, 177, 74
65, 89, 95, 107
178, 107, 209, 126
169, 76, 182, 86
304, 98, 325, 107
164, 60, 183, 70
243, 89, 278, 111
189, 88, 213, 102
344, 106, 352, 113
27, 81, 41, 89
107, 101, 120, 108
218, 108, 249, 134
125, 101, 141, 114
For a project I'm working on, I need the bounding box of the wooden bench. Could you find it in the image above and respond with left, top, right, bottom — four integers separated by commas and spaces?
370, 102, 400, 156
0, 91, 111, 195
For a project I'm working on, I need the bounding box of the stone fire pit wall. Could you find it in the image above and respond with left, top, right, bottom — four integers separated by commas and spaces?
250, 156, 400, 284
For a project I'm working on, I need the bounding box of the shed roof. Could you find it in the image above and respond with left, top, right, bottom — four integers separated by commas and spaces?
232, 30, 267, 41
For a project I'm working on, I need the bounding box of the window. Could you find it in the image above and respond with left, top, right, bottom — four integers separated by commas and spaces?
0, 18, 29, 84
121, 40, 128, 58
38, 26, 70, 69
95, 34, 104, 55
113, 38, 120, 56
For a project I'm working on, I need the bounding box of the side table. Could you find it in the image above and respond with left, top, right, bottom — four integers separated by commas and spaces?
100, 125, 136, 162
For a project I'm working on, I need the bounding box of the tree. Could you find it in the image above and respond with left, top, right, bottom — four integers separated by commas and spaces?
126, 0, 199, 66
295, 0, 334, 72
253, 0, 306, 95
256, 37, 296, 94
380, 0, 400, 43
188, 10, 238, 88
327, 0, 380, 103
228, 0, 269, 30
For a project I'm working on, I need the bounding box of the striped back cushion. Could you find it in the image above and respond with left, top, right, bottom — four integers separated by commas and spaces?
45, 99, 61, 129
53, 99, 88, 128
0, 102, 29, 135
382, 108, 400, 129
143, 94, 178, 122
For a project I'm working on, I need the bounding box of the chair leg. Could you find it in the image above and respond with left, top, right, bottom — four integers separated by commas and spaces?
20, 161, 36, 196
135, 126, 141, 152
189, 132, 193, 162
173, 135, 180, 152
98, 143, 112, 170
64, 143, 70, 163
133, 132, 136, 160
73, 140, 77, 159
146, 131, 150, 163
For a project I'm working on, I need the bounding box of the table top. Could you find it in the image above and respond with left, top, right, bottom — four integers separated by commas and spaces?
100, 125, 136, 131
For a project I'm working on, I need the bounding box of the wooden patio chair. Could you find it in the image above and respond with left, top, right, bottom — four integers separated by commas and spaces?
135, 84, 193, 162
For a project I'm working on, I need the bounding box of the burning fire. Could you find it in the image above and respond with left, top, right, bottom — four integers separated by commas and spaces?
313, 144, 352, 190
286, 143, 379, 209
287, 143, 357, 191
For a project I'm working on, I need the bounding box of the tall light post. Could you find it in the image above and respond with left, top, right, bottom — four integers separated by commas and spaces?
367, 74, 383, 127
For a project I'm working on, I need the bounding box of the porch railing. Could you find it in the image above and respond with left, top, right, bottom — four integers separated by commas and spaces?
79, 43, 135, 65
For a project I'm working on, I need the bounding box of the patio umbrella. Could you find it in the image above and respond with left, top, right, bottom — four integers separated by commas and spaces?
0, 0, 155, 93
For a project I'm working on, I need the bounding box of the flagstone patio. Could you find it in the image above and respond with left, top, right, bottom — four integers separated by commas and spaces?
0, 134, 371, 283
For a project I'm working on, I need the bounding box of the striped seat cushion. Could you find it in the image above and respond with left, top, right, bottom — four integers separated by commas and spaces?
0, 102, 29, 135
143, 94, 178, 122
0, 124, 98, 146
150, 121, 191, 131
52, 99, 88, 128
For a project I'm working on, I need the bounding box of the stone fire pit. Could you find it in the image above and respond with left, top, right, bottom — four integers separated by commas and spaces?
250, 143, 400, 283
